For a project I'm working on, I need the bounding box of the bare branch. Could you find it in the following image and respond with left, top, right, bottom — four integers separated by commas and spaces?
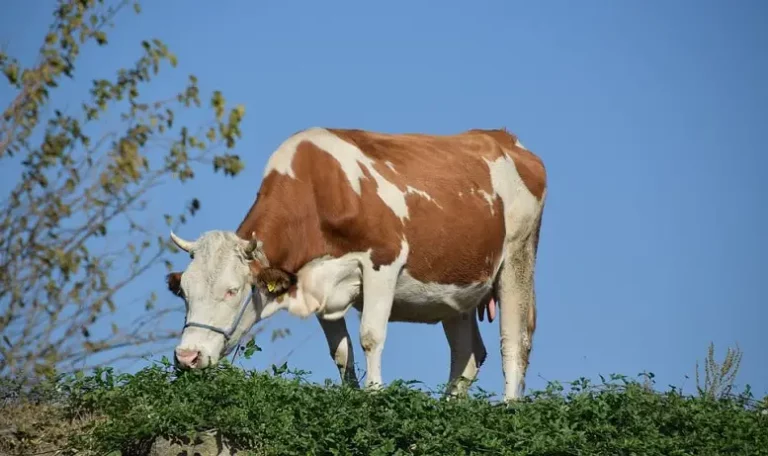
0, 0, 250, 378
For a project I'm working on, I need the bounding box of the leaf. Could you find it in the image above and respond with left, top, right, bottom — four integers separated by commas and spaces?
3, 62, 20, 85
272, 361, 288, 376
211, 90, 225, 120
243, 346, 259, 359
242, 336, 262, 360
94, 31, 108, 45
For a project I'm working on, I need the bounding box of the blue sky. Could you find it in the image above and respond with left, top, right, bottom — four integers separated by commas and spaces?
2, 0, 766, 398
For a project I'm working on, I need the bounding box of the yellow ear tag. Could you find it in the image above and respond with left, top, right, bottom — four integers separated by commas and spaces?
266, 281, 276, 293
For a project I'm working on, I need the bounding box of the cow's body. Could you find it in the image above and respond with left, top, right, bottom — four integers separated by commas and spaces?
167, 127, 546, 401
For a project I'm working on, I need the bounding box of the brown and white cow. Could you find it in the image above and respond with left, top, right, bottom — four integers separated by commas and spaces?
165, 127, 546, 401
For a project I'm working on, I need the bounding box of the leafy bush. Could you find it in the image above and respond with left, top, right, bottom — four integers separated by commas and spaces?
32, 360, 764, 456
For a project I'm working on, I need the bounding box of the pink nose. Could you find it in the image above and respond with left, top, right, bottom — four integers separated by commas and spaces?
175, 348, 201, 368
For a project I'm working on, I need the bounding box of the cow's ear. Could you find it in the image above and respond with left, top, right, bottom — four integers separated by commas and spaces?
166, 272, 183, 298
254, 268, 296, 295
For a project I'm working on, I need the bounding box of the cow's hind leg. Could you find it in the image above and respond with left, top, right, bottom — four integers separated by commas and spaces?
317, 316, 359, 387
442, 311, 487, 398
497, 208, 543, 402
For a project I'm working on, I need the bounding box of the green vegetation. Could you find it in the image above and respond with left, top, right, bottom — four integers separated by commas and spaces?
2, 354, 766, 456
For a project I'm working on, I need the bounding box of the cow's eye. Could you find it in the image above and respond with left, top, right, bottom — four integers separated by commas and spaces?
224, 288, 238, 299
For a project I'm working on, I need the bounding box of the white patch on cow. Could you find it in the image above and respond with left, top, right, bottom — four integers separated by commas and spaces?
458, 186, 495, 214
405, 185, 430, 200
286, 251, 367, 321
262, 132, 311, 178
385, 161, 398, 173
478, 189, 496, 215
311, 130, 409, 220
266, 128, 410, 221
515, 139, 527, 150
405, 185, 442, 209
373, 180, 409, 221
484, 155, 538, 241
386, 270, 495, 324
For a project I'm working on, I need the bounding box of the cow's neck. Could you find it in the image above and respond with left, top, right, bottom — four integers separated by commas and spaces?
234, 172, 327, 274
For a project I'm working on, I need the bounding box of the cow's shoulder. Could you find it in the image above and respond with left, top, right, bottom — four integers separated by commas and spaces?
244, 128, 407, 273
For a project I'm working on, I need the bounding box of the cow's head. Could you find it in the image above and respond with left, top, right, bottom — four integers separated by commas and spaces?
165, 230, 296, 369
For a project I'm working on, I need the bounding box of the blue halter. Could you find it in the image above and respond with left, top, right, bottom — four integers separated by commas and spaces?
183, 289, 259, 342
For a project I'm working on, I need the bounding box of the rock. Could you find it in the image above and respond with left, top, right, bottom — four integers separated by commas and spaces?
148, 430, 238, 456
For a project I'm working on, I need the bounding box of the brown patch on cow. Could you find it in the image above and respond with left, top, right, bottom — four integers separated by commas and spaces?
234, 127, 546, 287
166, 272, 183, 297
236, 164, 324, 273
235, 140, 404, 274
254, 267, 296, 295
247, 258, 264, 277
329, 129, 507, 285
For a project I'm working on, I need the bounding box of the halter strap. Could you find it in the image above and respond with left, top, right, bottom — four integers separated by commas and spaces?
183, 289, 258, 342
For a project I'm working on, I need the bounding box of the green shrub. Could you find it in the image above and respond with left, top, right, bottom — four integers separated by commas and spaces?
45, 360, 767, 456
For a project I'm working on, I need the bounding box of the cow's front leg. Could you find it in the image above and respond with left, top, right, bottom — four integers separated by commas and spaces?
358, 261, 400, 390
316, 315, 359, 387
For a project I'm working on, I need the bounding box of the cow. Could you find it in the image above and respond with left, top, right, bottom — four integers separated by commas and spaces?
164, 126, 547, 402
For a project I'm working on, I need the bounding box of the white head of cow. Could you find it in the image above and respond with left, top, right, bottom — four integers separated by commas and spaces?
166, 230, 296, 369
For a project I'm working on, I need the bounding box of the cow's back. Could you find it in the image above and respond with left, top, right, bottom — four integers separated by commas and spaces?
325, 128, 542, 285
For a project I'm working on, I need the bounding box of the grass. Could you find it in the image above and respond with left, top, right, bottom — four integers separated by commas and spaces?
2, 358, 767, 456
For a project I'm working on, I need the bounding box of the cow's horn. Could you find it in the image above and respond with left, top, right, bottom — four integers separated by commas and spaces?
170, 231, 195, 253
243, 239, 262, 257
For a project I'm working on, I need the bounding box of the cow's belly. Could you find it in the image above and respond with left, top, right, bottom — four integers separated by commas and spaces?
303, 254, 496, 324
345, 268, 495, 324
387, 269, 494, 323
